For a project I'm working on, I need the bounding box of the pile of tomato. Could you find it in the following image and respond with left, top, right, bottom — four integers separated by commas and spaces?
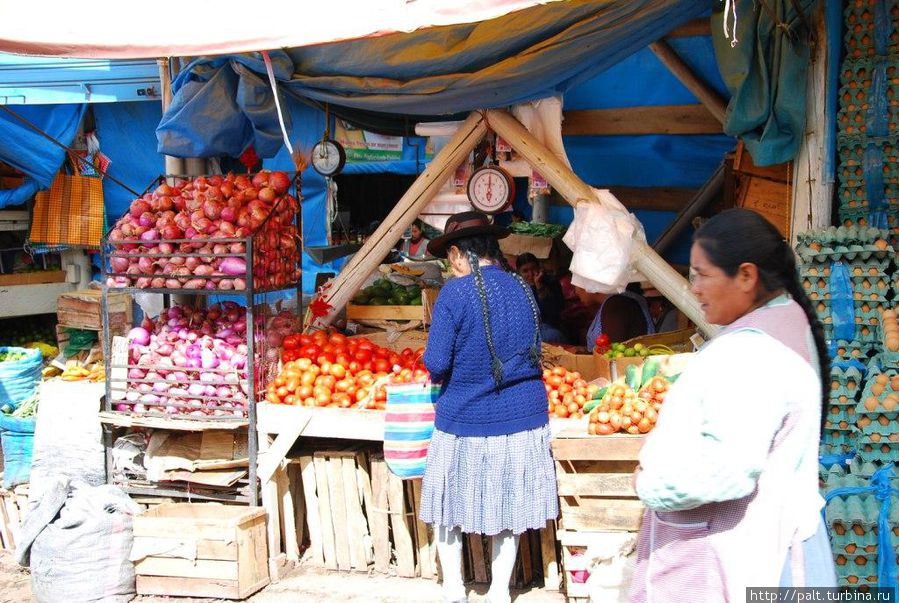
543, 366, 601, 419
266, 330, 428, 409
587, 376, 668, 435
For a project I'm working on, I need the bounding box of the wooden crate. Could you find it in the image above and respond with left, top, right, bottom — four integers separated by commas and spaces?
0, 271, 66, 286
133, 502, 269, 600
346, 288, 439, 325
57, 288, 131, 331
557, 529, 637, 602
0, 484, 28, 551
551, 434, 646, 532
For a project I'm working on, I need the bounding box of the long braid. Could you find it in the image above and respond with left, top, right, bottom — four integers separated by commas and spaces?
778, 245, 831, 431
495, 253, 542, 366
469, 249, 504, 387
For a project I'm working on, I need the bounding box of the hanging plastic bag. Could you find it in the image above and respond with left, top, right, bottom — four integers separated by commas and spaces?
829, 262, 856, 343
563, 189, 645, 294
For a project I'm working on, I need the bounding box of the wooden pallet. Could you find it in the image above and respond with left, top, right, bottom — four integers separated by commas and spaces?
0, 483, 28, 551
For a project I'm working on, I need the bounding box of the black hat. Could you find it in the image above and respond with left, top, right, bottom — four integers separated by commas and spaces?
426, 211, 510, 258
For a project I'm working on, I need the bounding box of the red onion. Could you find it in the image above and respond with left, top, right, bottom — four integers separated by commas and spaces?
141, 229, 160, 242
130, 200, 150, 219
128, 327, 151, 346
220, 257, 247, 276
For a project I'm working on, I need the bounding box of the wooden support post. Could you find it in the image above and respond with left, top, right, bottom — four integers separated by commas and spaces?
287, 463, 305, 560
652, 163, 726, 254
541, 520, 560, 590
467, 534, 489, 583
299, 456, 324, 565
257, 434, 282, 581
649, 40, 727, 125
310, 111, 488, 330
342, 454, 371, 571
485, 108, 718, 338
313, 455, 338, 569
410, 480, 433, 578
387, 471, 416, 578
277, 467, 299, 563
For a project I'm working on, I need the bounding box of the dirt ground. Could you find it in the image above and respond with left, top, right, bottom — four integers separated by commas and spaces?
0, 549, 565, 603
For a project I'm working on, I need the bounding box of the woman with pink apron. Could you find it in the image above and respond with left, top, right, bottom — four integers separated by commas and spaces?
631, 209, 837, 602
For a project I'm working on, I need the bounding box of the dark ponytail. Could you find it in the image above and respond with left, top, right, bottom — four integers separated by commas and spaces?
694, 209, 830, 428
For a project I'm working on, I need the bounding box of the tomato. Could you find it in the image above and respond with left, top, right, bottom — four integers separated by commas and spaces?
296, 357, 312, 371
300, 344, 321, 359
330, 364, 347, 379
300, 371, 316, 386
413, 369, 429, 382
354, 349, 372, 363
298, 384, 313, 399
284, 394, 298, 406
553, 404, 569, 418
595, 422, 615, 435
266, 390, 282, 404
334, 393, 352, 408
373, 358, 391, 373
281, 350, 298, 363
374, 347, 391, 360
401, 347, 413, 358
347, 360, 362, 374
298, 334, 313, 347
316, 353, 335, 365
334, 379, 351, 393
547, 375, 563, 388
356, 339, 374, 351
334, 353, 351, 368
311, 330, 328, 346
282, 334, 301, 351
355, 388, 370, 402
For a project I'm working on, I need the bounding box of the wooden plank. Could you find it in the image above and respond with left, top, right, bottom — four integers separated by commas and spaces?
667, 17, 711, 37
133, 537, 238, 561
314, 111, 488, 329
346, 304, 426, 322
135, 557, 238, 580
257, 416, 309, 485
369, 456, 391, 573
387, 470, 416, 578
255, 403, 384, 440
299, 456, 323, 565
257, 434, 281, 578
277, 467, 299, 562
0, 496, 15, 550
540, 521, 560, 590
602, 186, 699, 212
733, 141, 791, 183
342, 454, 371, 571
411, 479, 433, 579
562, 105, 722, 136
559, 499, 645, 532
237, 516, 254, 591
467, 534, 489, 583
648, 40, 726, 124
555, 472, 637, 497
550, 435, 645, 461
737, 175, 792, 240
313, 455, 338, 569
0, 270, 67, 286
132, 520, 235, 541
355, 452, 375, 566
325, 455, 352, 571
136, 575, 240, 599
99, 411, 247, 431
250, 517, 272, 587
519, 530, 533, 586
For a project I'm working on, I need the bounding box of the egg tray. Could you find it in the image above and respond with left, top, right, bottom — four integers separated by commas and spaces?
823, 432, 861, 452
821, 442, 857, 455
877, 349, 899, 366
837, 184, 899, 210
838, 108, 899, 137
856, 442, 899, 462
837, 151, 899, 187
806, 285, 889, 304
796, 245, 894, 265
795, 225, 892, 247
824, 324, 882, 344
832, 339, 875, 362
844, 32, 899, 60
814, 300, 891, 322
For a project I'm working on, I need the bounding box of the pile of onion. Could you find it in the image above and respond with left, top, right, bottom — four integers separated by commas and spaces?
106, 171, 301, 291
117, 302, 253, 418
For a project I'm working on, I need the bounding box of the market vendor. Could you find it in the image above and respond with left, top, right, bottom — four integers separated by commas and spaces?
405, 219, 430, 259
580, 282, 655, 352
515, 252, 567, 343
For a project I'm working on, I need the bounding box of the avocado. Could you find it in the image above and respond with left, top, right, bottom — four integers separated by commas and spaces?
352, 293, 369, 305
409, 296, 422, 306
370, 296, 388, 306
406, 285, 421, 298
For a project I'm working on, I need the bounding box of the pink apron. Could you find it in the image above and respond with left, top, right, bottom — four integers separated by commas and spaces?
630, 300, 822, 602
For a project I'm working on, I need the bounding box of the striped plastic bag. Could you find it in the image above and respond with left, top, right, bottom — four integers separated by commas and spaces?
383, 382, 439, 479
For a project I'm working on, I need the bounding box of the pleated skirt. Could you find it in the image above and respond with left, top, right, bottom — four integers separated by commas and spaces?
419, 424, 559, 536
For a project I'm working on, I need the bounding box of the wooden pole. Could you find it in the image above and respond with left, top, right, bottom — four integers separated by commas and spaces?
649, 40, 727, 125
157, 58, 185, 178
485, 109, 718, 338
309, 111, 488, 330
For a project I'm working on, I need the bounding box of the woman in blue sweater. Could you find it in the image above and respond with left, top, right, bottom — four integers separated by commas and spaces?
420, 211, 558, 603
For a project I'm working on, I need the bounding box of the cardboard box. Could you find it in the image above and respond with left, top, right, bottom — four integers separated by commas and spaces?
542, 344, 600, 381
133, 503, 269, 599
592, 329, 699, 381
499, 233, 572, 273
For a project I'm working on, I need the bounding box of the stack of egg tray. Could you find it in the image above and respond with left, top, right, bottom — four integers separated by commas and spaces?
824, 481, 897, 587
854, 367, 899, 463
837, 60, 899, 137
836, 135, 899, 210
843, 0, 899, 61
825, 364, 865, 454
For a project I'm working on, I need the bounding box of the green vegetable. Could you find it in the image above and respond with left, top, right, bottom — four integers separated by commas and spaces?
583, 398, 600, 413
666, 373, 681, 384
10, 394, 38, 418
625, 363, 642, 390
593, 385, 609, 400
641, 358, 660, 387
0, 350, 29, 363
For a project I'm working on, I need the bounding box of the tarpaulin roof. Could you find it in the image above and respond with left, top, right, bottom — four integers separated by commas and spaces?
157, 0, 708, 157
0, 0, 567, 59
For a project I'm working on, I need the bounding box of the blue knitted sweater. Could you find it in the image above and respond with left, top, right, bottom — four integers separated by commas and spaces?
424, 265, 549, 437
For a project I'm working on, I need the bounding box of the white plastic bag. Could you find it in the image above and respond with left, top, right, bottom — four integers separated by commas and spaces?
584, 531, 638, 603
563, 189, 645, 294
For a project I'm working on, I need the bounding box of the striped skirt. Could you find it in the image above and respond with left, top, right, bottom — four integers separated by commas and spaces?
419, 424, 559, 536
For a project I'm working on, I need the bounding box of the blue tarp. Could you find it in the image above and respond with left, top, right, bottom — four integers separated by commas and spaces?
0, 104, 86, 208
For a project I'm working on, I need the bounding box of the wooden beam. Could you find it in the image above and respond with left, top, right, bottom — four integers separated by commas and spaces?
667, 17, 711, 38
563, 104, 722, 136
485, 108, 718, 338
649, 40, 727, 125
653, 163, 726, 253
309, 111, 488, 330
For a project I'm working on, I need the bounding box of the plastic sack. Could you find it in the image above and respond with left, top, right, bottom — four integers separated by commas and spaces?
828, 262, 856, 343
0, 415, 36, 489
563, 190, 645, 294
383, 382, 438, 479
584, 531, 638, 603
0, 347, 42, 413
17, 478, 140, 603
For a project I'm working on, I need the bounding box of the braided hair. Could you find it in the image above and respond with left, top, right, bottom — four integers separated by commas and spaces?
693, 208, 830, 430
453, 235, 542, 388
